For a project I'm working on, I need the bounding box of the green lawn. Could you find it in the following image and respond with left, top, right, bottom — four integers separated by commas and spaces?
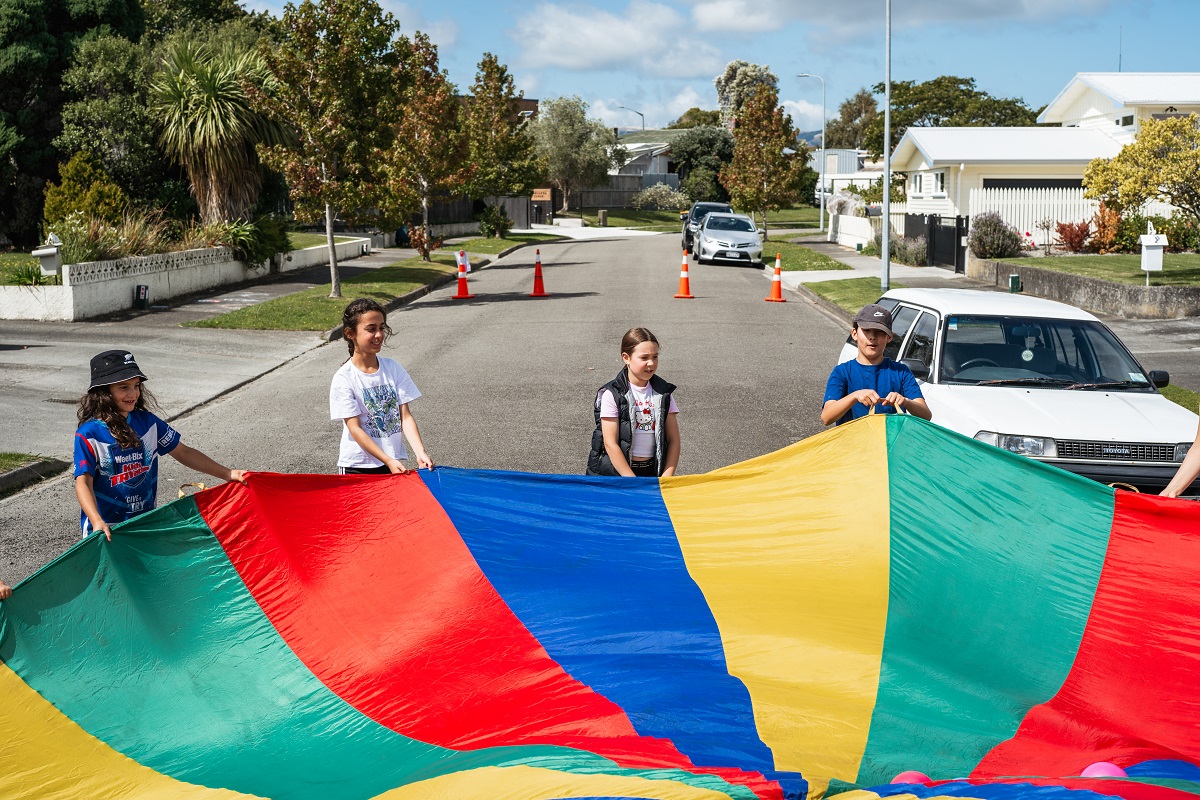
289, 232, 357, 249
766, 241, 852, 272
1162, 383, 1200, 413
581, 209, 682, 231
451, 233, 565, 254
0, 252, 39, 285
0, 452, 37, 472
186, 254, 456, 331
764, 205, 821, 229
1000, 253, 1200, 287
803, 276, 902, 314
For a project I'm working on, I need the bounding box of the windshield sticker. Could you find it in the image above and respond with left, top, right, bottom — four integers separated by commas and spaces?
1130, 373, 1148, 383
948, 318, 958, 330
1021, 349, 1034, 362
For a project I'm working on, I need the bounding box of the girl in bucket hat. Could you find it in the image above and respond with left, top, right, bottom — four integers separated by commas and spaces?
73, 350, 248, 540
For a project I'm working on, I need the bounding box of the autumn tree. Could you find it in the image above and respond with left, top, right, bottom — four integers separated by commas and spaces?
531, 96, 624, 213
863, 76, 1038, 157
824, 88, 877, 150
1084, 114, 1200, 236
666, 107, 720, 129
257, 0, 401, 297
462, 53, 543, 229
714, 61, 778, 125
380, 32, 464, 261
719, 85, 808, 239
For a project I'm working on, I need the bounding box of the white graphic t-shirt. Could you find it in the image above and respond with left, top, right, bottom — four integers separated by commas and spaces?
330, 357, 421, 468
599, 385, 680, 459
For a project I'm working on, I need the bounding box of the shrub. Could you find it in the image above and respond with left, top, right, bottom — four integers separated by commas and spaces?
1091, 202, 1119, 254
43, 152, 128, 225
681, 167, 721, 203
409, 224, 443, 261
9, 263, 48, 286
478, 204, 513, 239
868, 230, 926, 266
1109, 213, 1196, 253
630, 182, 690, 211
1055, 220, 1091, 253
968, 212, 1022, 259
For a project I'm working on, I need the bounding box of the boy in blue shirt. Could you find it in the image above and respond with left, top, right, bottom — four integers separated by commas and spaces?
821, 303, 932, 426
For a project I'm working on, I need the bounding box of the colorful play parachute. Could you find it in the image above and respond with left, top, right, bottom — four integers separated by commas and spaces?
2, 414, 1199, 800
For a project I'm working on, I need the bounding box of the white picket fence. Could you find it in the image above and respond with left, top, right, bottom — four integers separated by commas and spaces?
968, 188, 1176, 246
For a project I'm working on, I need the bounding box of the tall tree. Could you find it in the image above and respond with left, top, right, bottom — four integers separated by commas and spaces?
462, 53, 543, 209
863, 75, 1037, 157
1085, 114, 1200, 233
258, 0, 402, 297
380, 32, 464, 262
666, 107, 720, 129
0, 0, 143, 247
719, 85, 808, 239
824, 88, 877, 150
531, 96, 624, 213
713, 60, 778, 125
672, 125, 734, 202
153, 41, 292, 225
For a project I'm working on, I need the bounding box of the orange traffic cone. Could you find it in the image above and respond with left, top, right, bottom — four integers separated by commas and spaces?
765, 253, 786, 302
674, 249, 695, 299
529, 248, 548, 297
451, 251, 474, 300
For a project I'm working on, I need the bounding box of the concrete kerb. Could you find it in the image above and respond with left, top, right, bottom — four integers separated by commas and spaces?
0, 458, 71, 497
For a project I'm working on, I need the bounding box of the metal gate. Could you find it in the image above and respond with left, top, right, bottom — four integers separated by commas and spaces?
920, 215, 968, 272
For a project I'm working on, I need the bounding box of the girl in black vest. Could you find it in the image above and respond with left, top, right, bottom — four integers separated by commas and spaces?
587, 327, 680, 478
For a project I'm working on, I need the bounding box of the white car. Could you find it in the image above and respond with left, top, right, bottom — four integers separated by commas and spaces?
837, 288, 1199, 494
693, 213, 763, 265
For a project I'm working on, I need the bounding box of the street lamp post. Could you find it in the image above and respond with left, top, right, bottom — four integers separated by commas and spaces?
617, 105, 644, 131
797, 73, 826, 234
881, 0, 892, 292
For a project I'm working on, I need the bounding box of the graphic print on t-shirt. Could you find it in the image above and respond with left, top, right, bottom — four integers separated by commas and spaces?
362, 383, 403, 439
90, 427, 156, 491
632, 394, 655, 433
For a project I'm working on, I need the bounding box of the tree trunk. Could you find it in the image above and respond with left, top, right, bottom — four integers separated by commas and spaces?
420, 193, 431, 262
326, 203, 341, 298
761, 209, 769, 241
559, 181, 570, 212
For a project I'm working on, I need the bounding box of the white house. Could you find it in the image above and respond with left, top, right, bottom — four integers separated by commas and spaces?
1039, 72, 1200, 144
891, 127, 1122, 217
891, 72, 1200, 219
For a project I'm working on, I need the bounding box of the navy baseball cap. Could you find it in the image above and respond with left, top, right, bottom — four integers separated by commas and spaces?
89, 350, 148, 390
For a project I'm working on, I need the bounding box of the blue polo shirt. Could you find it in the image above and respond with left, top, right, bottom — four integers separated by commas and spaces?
73, 411, 181, 535
823, 358, 923, 425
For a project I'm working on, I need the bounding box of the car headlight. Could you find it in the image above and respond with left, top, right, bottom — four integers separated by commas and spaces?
975, 431, 1058, 457
717, 240, 731, 247
1176, 443, 1192, 462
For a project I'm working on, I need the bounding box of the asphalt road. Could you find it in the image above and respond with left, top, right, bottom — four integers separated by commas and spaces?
0, 234, 849, 582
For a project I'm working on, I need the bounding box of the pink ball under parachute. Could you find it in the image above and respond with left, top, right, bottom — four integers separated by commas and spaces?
1081, 762, 1127, 778
891, 770, 932, 784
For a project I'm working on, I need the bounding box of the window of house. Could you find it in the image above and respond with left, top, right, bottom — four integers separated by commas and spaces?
932, 172, 946, 194
910, 173, 922, 195
1121, 115, 1134, 127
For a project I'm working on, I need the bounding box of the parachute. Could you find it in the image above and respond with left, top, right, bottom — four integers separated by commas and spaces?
2, 414, 1198, 800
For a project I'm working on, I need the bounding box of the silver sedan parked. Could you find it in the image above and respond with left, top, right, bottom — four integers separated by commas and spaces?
693, 213, 763, 265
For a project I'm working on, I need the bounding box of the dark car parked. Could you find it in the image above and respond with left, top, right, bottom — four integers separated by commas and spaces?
680, 201, 733, 251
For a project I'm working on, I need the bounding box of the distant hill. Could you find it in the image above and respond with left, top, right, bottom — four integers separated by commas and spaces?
798, 130, 822, 146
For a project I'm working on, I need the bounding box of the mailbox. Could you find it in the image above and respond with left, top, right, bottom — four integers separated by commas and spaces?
32, 245, 61, 277
1139, 225, 1167, 286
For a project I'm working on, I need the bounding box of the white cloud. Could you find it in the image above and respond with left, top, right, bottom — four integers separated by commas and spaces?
591, 85, 711, 129
692, 0, 786, 33
510, 1, 724, 78
385, 2, 460, 48
782, 98, 824, 132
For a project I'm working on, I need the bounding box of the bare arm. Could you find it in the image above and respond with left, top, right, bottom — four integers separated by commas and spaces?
821, 389, 879, 426
1162, 423, 1200, 498
343, 417, 407, 474
601, 417, 635, 477
660, 412, 680, 477
400, 404, 433, 469
168, 443, 248, 484
74, 474, 113, 541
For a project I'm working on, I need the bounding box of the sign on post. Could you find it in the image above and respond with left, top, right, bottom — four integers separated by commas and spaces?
1140, 222, 1167, 287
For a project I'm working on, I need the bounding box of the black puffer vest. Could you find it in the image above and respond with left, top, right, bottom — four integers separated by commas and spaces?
586, 369, 677, 476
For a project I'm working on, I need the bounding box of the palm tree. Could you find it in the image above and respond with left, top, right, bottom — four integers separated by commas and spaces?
152, 42, 293, 224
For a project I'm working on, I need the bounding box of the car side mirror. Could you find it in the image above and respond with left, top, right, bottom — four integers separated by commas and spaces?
756, 228, 765, 236
679, 212, 688, 221
1148, 369, 1169, 388
901, 358, 930, 380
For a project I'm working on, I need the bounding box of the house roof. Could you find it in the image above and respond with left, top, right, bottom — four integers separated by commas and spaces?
1039, 72, 1200, 123
891, 126, 1122, 168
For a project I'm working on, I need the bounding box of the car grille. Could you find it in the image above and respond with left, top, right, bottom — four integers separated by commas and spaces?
1055, 440, 1175, 462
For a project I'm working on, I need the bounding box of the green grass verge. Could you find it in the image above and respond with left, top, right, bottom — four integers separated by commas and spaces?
803, 276, 903, 314
0, 252, 39, 284
451, 233, 566, 254
581, 209, 682, 231
1161, 383, 1200, 413
765, 241, 852, 272
185, 254, 456, 331
289, 232, 357, 249
999, 253, 1200, 287
764, 205, 820, 228
0, 452, 38, 472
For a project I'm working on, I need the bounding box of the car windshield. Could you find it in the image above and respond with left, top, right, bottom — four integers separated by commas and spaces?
939, 315, 1154, 390
705, 217, 755, 232
692, 205, 730, 222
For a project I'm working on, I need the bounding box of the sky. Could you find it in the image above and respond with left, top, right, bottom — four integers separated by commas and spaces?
241, 0, 1200, 134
